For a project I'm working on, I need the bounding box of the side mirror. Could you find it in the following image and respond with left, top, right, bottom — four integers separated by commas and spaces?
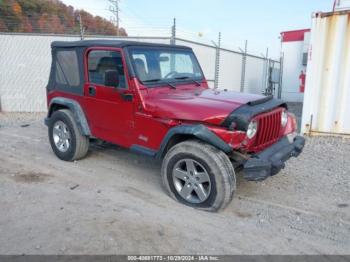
104, 70, 119, 87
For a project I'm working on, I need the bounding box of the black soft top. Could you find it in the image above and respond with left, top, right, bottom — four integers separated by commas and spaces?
51, 39, 191, 50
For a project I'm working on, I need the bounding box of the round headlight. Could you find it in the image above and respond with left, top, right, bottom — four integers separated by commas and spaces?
281, 110, 288, 127
246, 121, 258, 139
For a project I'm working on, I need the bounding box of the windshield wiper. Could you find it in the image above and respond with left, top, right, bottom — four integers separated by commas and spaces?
142, 78, 161, 83
142, 79, 176, 89
166, 82, 177, 89
175, 76, 201, 86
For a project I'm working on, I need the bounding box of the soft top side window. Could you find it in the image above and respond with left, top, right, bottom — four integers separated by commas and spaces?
88, 50, 127, 89
55, 50, 80, 87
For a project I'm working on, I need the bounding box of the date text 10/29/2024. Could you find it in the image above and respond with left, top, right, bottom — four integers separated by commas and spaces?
127, 256, 219, 261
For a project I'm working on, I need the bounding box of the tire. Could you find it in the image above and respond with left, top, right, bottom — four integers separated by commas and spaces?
161, 140, 236, 212
48, 109, 89, 161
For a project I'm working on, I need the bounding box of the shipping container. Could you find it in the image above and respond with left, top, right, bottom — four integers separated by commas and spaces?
301, 10, 350, 136
334, 0, 350, 11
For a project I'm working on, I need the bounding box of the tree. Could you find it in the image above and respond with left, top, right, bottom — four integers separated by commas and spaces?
0, 18, 8, 32
12, 0, 22, 16
37, 13, 49, 32
20, 16, 33, 32
0, 0, 128, 35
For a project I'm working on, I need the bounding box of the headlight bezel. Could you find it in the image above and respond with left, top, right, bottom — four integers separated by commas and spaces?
246, 120, 258, 139
281, 110, 288, 127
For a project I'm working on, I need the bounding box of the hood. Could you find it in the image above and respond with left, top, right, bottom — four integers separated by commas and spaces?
144, 88, 265, 125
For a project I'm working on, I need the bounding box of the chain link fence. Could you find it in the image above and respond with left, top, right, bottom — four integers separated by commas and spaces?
0, 33, 281, 112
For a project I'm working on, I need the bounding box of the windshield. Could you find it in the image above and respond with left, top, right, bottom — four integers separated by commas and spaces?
129, 47, 204, 86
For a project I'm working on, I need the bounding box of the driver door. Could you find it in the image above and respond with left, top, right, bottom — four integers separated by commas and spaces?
83, 48, 134, 147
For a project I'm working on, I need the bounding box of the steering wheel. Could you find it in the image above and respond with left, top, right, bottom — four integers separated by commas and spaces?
164, 71, 178, 79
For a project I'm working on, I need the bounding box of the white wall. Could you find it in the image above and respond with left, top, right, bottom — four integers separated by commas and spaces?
281, 41, 306, 102
176, 39, 217, 86
0, 34, 277, 112
170, 39, 274, 93
219, 50, 242, 91
0, 34, 171, 112
0, 34, 81, 112
244, 56, 267, 95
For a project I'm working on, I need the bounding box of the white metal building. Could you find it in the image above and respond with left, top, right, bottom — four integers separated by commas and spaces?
280, 29, 310, 102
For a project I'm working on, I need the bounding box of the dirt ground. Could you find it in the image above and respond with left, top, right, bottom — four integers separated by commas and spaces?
0, 113, 349, 255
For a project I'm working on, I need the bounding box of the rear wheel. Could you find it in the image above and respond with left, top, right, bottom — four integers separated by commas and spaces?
161, 140, 236, 212
48, 109, 89, 161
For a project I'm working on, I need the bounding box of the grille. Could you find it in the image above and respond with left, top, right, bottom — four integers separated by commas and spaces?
251, 108, 283, 151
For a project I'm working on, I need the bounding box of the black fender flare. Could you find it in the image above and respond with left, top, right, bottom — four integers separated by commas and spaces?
45, 97, 91, 136
156, 124, 232, 159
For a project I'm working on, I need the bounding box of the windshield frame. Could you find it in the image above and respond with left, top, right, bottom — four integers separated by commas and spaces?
126, 46, 205, 87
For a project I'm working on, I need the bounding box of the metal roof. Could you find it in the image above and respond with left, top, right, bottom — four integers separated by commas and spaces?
316, 9, 350, 17
280, 29, 310, 42
51, 39, 191, 49
334, 0, 350, 11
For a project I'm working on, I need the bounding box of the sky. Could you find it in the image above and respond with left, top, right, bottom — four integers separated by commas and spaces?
61, 0, 333, 59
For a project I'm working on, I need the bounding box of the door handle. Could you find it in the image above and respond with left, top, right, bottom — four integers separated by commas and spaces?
120, 93, 133, 102
88, 86, 96, 96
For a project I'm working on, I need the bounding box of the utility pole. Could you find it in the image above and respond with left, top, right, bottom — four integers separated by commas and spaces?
240, 40, 248, 92
78, 12, 85, 40
170, 18, 176, 45
109, 0, 120, 36
170, 18, 176, 72
262, 47, 270, 95
212, 32, 221, 89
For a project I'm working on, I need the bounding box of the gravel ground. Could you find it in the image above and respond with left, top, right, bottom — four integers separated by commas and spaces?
0, 112, 46, 127
0, 113, 349, 255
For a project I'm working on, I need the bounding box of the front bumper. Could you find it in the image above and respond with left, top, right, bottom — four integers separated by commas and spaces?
243, 135, 305, 181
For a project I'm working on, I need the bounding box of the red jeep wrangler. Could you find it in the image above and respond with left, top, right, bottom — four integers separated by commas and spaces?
45, 40, 305, 211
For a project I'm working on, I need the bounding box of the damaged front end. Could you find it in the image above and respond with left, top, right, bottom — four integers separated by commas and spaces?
220, 96, 305, 181
243, 135, 305, 181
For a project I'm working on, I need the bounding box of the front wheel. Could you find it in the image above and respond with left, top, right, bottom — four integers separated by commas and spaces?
161, 140, 236, 212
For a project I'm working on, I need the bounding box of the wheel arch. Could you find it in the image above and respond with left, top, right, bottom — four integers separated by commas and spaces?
46, 97, 91, 136
156, 124, 232, 159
